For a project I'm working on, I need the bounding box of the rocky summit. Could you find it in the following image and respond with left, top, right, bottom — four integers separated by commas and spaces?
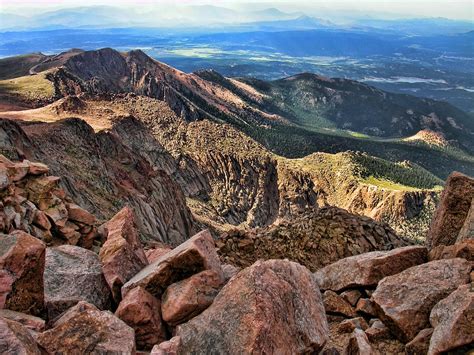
0, 153, 472, 354
0, 47, 472, 354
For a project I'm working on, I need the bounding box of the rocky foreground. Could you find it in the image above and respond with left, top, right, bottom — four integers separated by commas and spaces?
0, 154, 473, 354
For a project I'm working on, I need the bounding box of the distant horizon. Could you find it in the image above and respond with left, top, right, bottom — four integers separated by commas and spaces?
1, 1, 473, 21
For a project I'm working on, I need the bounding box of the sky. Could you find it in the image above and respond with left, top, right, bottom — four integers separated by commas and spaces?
0, 0, 473, 20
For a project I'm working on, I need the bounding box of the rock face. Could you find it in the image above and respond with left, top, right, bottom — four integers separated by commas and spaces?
36, 301, 136, 354
314, 246, 427, 291
44, 245, 111, 321
426, 172, 474, 249
161, 270, 223, 326
0, 231, 45, 316
115, 286, 167, 350
0, 118, 196, 246
457, 197, 474, 242
428, 284, 474, 355
122, 230, 223, 298
218, 207, 409, 272
99, 207, 148, 302
372, 258, 471, 342
176, 260, 329, 354
0, 317, 41, 355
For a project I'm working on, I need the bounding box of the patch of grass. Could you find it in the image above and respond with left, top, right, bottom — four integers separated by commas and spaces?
0, 73, 55, 102
362, 176, 423, 191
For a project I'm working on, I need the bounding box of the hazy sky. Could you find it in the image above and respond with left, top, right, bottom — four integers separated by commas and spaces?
1, 0, 473, 20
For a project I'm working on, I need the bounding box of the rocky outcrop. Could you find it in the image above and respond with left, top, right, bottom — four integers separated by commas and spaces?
176, 259, 329, 354
426, 171, 474, 249
44, 245, 111, 321
428, 284, 474, 354
0, 231, 45, 316
0, 154, 98, 246
218, 207, 409, 271
0, 118, 196, 246
372, 258, 471, 342
36, 301, 136, 354
314, 245, 427, 291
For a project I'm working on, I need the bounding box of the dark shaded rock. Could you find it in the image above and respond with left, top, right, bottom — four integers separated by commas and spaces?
0, 231, 45, 316
44, 245, 111, 321
323, 290, 356, 318
405, 328, 433, 355
355, 298, 377, 318
176, 259, 329, 354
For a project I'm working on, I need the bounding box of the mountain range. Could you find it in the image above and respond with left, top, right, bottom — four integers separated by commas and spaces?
1, 47, 473, 241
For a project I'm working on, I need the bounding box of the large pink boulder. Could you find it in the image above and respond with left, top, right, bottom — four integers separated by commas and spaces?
0, 317, 41, 354
161, 270, 223, 326
0, 231, 45, 316
37, 301, 136, 354
314, 246, 427, 292
426, 172, 474, 249
100, 207, 148, 302
176, 259, 328, 354
428, 284, 474, 355
115, 286, 167, 350
122, 230, 223, 298
372, 258, 471, 342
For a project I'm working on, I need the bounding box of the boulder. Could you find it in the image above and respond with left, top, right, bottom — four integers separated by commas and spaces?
36, 301, 135, 354
27, 161, 49, 175
314, 246, 427, 292
428, 239, 474, 262
336, 317, 369, 334
145, 247, 172, 264
355, 298, 377, 318
426, 172, 474, 249
340, 289, 362, 307
100, 237, 147, 303
365, 319, 391, 341
99, 208, 149, 302
345, 328, 376, 355
66, 203, 96, 225
122, 230, 223, 298
323, 290, 356, 318
372, 258, 471, 342
151, 336, 181, 355
0, 317, 41, 355
221, 263, 241, 282
161, 270, 223, 326
115, 286, 167, 350
0, 231, 45, 316
428, 284, 474, 355
101, 206, 147, 262
405, 328, 433, 355
0, 309, 45, 332
176, 260, 329, 354
44, 245, 111, 321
